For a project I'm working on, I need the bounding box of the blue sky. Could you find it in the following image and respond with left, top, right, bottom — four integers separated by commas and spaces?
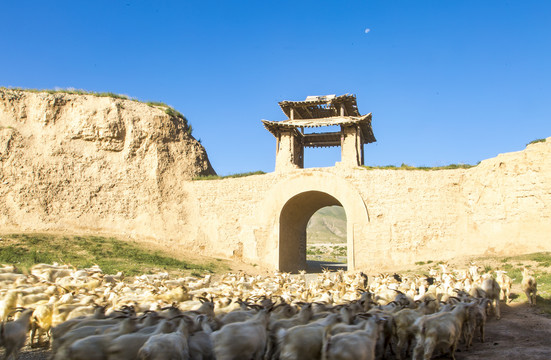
2, 1, 550, 175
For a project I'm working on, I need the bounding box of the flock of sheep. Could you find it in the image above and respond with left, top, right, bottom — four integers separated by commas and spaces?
0, 261, 539, 360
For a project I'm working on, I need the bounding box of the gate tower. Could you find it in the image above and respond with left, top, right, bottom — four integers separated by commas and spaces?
262, 94, 375, 171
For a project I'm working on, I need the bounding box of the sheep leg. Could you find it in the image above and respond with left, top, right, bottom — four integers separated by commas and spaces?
264, 336, 278, 360
396, 332, 407, 360
466, 324, 474, 349
525, 290, 533, 305
37, 328, 49, 347
480, 321, 485, 343
461, 322, 470, 349
422, 338, 436, 360
4, 343, 15, 360
405, 336, 413, 358
385, 333, 395, 357
412, 342, 423, 360
30, 322, 40, 347
412, 334, 425, 360
30, 323, 36, 347
449, 342, 458, 360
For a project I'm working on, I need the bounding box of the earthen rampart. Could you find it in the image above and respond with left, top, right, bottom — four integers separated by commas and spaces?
183, 140, 550, 271
1, 89, 549, 271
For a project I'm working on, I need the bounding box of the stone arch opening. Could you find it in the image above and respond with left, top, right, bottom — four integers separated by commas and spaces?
306, 205, 347, 270
279, 191, 345, 272
258, 171, 369, 272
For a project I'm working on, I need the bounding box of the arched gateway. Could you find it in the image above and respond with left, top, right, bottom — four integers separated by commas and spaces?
259, 94, 375, 272
260, 172, 370, 272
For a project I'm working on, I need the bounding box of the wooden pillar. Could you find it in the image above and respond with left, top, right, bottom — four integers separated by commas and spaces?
298, 138, 304, 168
355, 125, 364, 166
341, 125, 362, 167
340, 126, 345, 160
275, 130, 302, 172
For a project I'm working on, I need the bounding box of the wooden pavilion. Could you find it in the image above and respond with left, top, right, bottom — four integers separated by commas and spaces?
262, 94, 375, 171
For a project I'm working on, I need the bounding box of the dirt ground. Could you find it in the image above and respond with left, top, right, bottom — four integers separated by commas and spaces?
458, 301, 551, 359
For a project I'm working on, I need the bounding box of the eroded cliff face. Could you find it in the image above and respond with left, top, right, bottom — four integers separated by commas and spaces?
0, 89, 215, 237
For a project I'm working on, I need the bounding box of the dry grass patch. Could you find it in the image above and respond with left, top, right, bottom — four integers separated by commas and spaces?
0, 233, 229, 277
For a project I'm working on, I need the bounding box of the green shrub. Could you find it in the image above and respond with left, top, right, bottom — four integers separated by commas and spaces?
361, 163, 476, 171
527, 138, 546, 146
146, 101, 169, 107
164, 107, 185, 119
193, 171, 266, 181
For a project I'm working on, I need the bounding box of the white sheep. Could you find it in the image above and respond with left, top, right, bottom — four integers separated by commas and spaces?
210, 308, 271, 360
321, 315, 381, 360
0, 290, 20, 321
412, 302, 474, 360
266, 303, 313, 360
188, 314, 214, 360
480, 274, 501, 320
277, 313, 341, 360
30, 296, 56, 346
137, 317, 194, 360
521, 268, 537, 305
0, 308, 34, 359
52, 317, 126, 360
105, 317, 176, 360
392, 298, 438, 360
463, 297, 491, 348
66, 317, 139, 360
494, 270, 512, 303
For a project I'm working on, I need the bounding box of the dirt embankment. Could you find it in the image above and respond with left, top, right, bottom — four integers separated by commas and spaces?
0, 89, 215, 240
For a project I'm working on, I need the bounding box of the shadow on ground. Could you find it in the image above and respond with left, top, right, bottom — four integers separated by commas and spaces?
306, 260, 347, 273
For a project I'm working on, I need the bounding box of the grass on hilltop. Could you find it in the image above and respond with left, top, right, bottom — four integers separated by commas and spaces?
1, 87, 192, 135
192, 171, 266, 181
0, 233, 227, 276
527, 138, 547, 146
362, 163, 477, 171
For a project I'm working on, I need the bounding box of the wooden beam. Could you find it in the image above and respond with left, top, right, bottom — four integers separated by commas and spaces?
301, 106, 314, 118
